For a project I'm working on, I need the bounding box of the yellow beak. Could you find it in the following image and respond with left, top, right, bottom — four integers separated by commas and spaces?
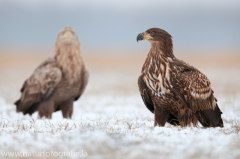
143, 32, 153, 40
64, 31, 72, 41
137, 32, 153, 42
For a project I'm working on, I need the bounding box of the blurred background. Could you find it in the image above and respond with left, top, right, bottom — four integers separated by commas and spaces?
0, 0, 240, 103
1, 0, 240, 49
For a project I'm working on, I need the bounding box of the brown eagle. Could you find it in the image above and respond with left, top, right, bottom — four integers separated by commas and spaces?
137, 28, 223, 127
15, 26, 89, 119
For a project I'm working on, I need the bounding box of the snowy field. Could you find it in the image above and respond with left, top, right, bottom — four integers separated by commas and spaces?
0, 52, 240, 159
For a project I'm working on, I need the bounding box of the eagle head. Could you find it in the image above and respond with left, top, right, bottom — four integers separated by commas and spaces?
137, 28, 174, 57
137, 28, 172, 43
55, 26, 80, 48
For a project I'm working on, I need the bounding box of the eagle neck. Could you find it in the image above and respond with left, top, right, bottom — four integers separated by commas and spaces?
142, 45, 173, 74
55, 44, 82, 81
141, 43, 172, 94
150, 42, 175, 58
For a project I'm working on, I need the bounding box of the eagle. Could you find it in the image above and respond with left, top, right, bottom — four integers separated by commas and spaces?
137, 28, 223, 127
14, 26, 89, 119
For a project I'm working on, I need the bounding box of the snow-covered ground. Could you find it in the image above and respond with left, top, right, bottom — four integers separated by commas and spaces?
0, 54, 240, 159
1, 90, 240, 158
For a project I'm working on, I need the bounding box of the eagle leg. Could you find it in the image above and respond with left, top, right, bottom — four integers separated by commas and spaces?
59, 98, 74, 119
38, 99, 54, 119
25, 103, 39, 115
177, 104, 193, 127
154, 106, 170, 127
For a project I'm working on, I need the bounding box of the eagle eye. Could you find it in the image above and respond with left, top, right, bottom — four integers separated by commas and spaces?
150, 32, 155, 36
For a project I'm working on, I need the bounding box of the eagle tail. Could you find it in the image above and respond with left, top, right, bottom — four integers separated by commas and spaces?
14, 99, 20, 107
197, 103, 224, 127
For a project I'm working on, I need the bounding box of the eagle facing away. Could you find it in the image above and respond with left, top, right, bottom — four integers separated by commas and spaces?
137, 28, 223, 127
15, 27, 89, 119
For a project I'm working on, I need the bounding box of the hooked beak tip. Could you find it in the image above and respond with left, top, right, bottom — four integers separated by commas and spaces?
137, 33, 144, 43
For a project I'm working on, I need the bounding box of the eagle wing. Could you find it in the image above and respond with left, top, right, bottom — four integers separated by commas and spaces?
74, 66, 89, 101
15, 58, 62, 114
138, 75, 154, 113
171, 60, 223, 127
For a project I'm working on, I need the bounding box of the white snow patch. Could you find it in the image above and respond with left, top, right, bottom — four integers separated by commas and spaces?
0, 94, 240, 159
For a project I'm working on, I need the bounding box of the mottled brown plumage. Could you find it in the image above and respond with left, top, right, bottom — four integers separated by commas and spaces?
15, 27, 89, 119
137, 28, 223, 127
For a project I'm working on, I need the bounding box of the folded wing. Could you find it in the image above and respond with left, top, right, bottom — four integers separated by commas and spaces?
172, 61, 223, 127
15, 58, 62, 114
